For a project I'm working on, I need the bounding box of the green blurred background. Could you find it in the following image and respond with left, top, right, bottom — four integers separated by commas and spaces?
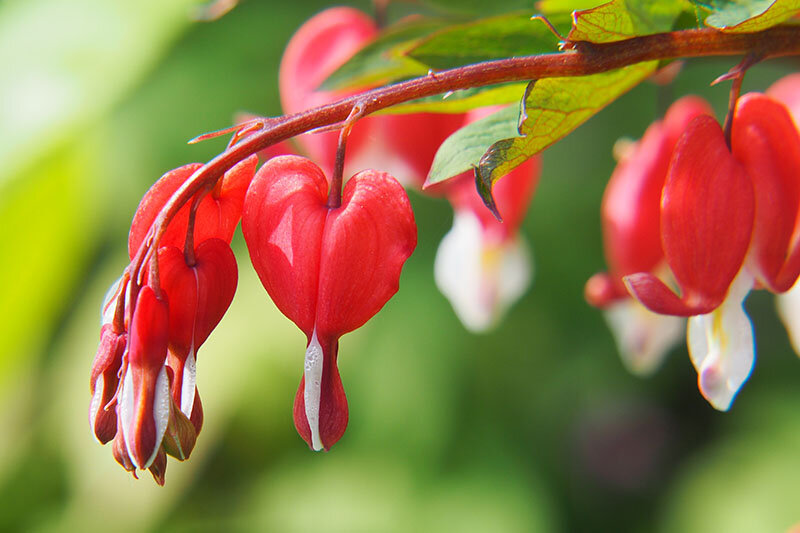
2, 0, 800, 531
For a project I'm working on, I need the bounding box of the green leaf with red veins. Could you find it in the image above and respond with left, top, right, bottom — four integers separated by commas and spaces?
406, 13, 567, 70
568, 0, 691, 43
703, 0, 800, 32
476, 61, 657, 197
319, 17, 447, 91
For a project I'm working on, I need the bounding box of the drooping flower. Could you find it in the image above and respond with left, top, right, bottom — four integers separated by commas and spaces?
434, 156, 540, 332
241, 155, 416, 450
585, 96, 711, 374
625, 92, 800, 409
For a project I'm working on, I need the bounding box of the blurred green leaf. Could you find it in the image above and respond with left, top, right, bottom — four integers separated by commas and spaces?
406, 12, 565, 70
703, 0, 800, 31
427, 105, 520, 185
417, 0, 537, 16
0, 0, 197, 184
320, 17, 446, 91
477, 61, 657, 193
0, 0, 196, 392
567, 0, 691, 42
0, 142, 98, 390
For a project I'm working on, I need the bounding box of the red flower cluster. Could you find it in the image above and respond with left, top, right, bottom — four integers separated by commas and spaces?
588, 74, 800, 409
90, 157, 256, 483
89, 7, 544, 483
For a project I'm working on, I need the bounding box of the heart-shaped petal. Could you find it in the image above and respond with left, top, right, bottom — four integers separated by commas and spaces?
733, 93, 800, 292
315, 168, 417, 338
242, 155, 416, 451
242, 155, 328, 337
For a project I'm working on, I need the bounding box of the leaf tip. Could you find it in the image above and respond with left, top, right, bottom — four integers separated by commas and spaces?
473, 166, 502, 222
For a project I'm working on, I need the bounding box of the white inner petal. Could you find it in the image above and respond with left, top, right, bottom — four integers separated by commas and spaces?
304, 331, 324, 451
776, 278, 800, 357
496, 235, 532, 313
604, 299, 684, 376
180, 348, 197, 418
434, 209, 531, 332
89, 375, 105, 441
687, 271, 755, 411
434, 210, 492, 332
100, 275, 124, 325
150, 365, 171, 468
120, 368, 136, 466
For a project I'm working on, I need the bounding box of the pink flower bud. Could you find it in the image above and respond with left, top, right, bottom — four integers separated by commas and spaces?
242, 155, 416, 450
119, 286, 171, 470
89, 324, 127, 444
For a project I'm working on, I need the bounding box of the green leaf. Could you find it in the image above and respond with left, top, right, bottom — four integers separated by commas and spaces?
703, 0, 800, 31
536, 0, 607, 13
567, 0, 691, 42
319, 18, 447, 91
377, 83, 528, 115
476, 61, 658, 196
407, 13, 567, 70
427, 105, 521, 185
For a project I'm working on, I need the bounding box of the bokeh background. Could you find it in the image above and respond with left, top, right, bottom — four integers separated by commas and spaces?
2, 0, 800, 531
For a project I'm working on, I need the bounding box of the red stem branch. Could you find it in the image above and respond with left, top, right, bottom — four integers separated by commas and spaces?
130, 25, 800, 287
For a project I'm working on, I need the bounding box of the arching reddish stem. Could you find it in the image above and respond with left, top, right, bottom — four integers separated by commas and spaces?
128, 26, 800, 288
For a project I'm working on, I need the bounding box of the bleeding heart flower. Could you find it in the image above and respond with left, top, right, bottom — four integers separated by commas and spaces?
624, 92, 800, 409
585, 96, 711, 374
128, 155, 258, 258
242, 155, 416, 450
279, 6, 464, 186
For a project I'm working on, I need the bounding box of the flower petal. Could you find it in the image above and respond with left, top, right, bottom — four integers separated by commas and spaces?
631, 115, 754, 315
242, 155, 329, 337
776, 278, 800, 357
733, 93, 800, 292
687, 272, 755, 411
293, 334, 348, 451
434, 209, 531, 332
603, 299, 684, 376
315, 169, 417, 338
